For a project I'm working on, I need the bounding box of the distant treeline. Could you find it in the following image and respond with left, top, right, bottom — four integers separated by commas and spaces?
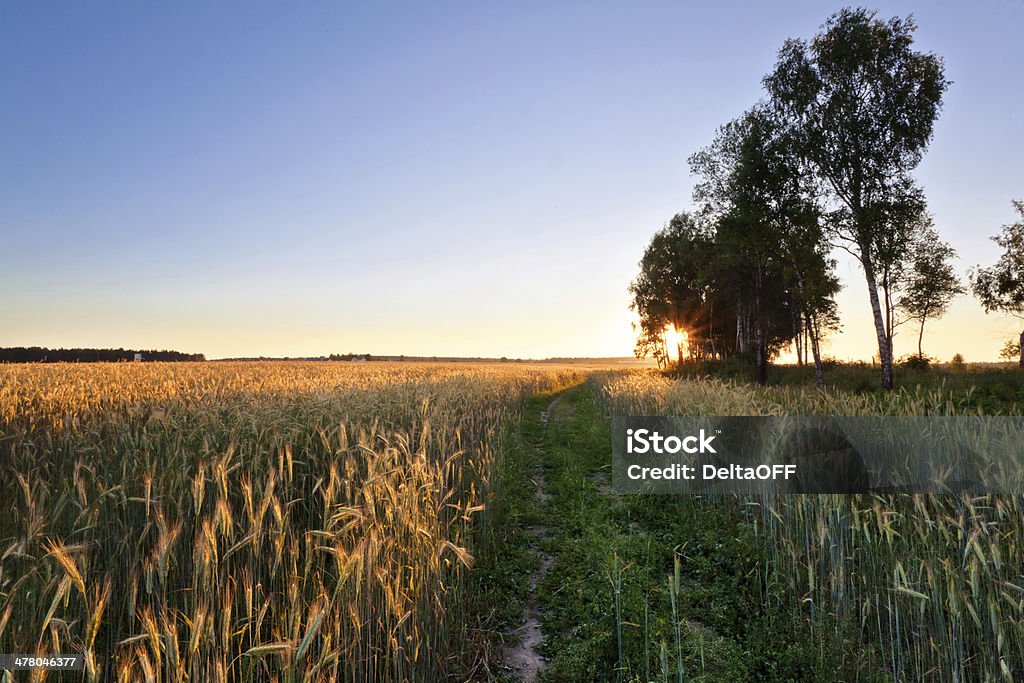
0, 347, 206, 363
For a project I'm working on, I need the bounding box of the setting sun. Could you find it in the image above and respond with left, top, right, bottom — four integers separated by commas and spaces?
664, 324, 688, 361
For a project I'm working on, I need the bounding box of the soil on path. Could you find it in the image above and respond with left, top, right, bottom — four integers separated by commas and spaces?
502, 393, 563, 682
500, 385, 737, 681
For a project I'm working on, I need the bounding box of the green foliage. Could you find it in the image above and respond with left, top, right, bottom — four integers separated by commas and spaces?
765, 7, 950, 389
530, 383, 868, 682
764, 8, 948, 200
689, 107, 840, 386
603, 371, 1024, 681
898, 353, 932, 371
971, 201, 1024, 317
629, 213, 726, 366
1000, 339, 1022, 362
971, 201, 1024, 368
895, 222, 965, 357
898, 225, 964, 320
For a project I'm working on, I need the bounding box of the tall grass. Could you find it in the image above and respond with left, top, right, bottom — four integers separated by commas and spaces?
601, 371, 1023, 681
0, 361, 584, 681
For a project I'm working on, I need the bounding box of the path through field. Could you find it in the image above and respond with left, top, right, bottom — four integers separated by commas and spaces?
502, 393, 562, 681
498, 382, 751, 682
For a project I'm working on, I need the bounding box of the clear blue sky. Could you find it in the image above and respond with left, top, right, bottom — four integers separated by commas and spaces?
2, 1, 1021, 359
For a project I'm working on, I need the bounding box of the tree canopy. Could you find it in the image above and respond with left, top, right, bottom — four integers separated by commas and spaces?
764, 7, 949, 389
896, 222, 965, 359
689, 107, 839, 385
629, 213, 722, 366
970, 200, 1024, 366
0, 347, 205, 363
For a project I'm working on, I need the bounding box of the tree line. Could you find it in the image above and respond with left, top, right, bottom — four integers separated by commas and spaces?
631, 7, 1024, 389
0, 347, 206, 363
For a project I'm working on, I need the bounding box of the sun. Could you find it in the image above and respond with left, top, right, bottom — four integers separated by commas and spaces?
664, 324, 688, 361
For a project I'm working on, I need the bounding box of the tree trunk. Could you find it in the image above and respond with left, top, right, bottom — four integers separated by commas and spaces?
754, 266, 767, 386
860, 245, 894, 390
806, 312, 825, 388
736, 312, 743, 354
709, 302, 716, 360
794, 276, 808, 368
793, 309, 803, 366
884, 279, 895, 355
918, 318, 926, 359
755, 329, 767, 385
1019, 329, 1023, 368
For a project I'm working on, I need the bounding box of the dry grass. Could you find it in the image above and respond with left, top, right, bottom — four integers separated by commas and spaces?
0, 361, 585, 681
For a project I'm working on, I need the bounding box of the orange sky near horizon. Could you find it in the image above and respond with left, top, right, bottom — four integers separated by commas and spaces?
5, 273, 1021, 363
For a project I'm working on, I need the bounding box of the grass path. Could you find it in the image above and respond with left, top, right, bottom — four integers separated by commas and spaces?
529, 383, 751, 681
502, 393, 562, 681
475, 382, 860, 679
480, 380, 854, 681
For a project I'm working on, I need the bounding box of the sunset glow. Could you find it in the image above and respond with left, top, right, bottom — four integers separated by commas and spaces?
664, 324, 688, 362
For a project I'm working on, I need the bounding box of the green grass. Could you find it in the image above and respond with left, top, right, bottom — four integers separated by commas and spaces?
472, 366, 1024, 680
601, 370, 1024, 681
520, 382, 885, 682
672, 359, 1024, 413
460, 389, 563, 680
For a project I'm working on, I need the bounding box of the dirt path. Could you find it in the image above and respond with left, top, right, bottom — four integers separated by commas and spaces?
496, 384, 746, 680
502, 393, 563, 681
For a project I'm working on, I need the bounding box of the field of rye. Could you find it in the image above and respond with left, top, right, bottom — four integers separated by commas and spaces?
601, 372, 1024, 681
0, 361, 585, 681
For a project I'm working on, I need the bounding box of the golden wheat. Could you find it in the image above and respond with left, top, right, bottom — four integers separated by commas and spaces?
0, 361, 585, 681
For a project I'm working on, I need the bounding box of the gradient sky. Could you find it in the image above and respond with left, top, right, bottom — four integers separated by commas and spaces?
2, 1, 1022, 360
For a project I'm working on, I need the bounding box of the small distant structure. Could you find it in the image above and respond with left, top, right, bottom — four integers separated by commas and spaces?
133, 353, 143, 362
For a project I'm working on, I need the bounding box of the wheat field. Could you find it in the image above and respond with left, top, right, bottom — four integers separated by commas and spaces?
5, 363, 1021, 681
600, 372, 1024, 681
0, 361, 585, 681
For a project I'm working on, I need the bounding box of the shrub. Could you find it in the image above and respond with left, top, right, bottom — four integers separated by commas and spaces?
898, 354, 932, 371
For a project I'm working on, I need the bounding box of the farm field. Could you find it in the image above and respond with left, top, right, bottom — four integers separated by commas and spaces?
0, 361, 587, 681
592, 371, 1024, 681
2, 361, 1024, 681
